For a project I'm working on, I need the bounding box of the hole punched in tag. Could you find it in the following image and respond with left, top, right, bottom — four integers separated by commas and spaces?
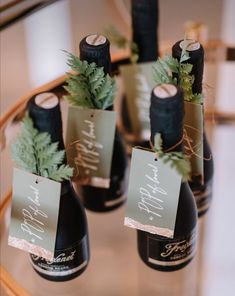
35, 176, 43, 184
90, 109, 96, 118
154, 151, 159, 161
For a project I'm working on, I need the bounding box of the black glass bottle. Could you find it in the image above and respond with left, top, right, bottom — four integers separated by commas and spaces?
121, 0, 159, 149
74, 34, 128, 212
132, 0, 159, 62
28, 92, 89, 281
137, 84, 197, 271
172, 40, 214, 217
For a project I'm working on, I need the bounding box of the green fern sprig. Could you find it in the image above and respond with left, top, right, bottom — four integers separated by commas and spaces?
104, 25, 139, 63
64, 51, 116, 109
154, 133, 191, 182
11, 114, 73, 182
152, 45, 203, 104
152, 55, 179, 85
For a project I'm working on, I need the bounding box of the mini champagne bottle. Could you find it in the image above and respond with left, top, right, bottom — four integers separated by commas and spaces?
73, 34, 128, 212
172, 39, 214, 216
28, 93, 89, 281
137, 84, 197, 271
121, 0, 159, 149
132, 0, 159, 62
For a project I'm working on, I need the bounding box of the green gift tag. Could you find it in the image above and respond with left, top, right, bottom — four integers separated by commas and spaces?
184, 102, 204, 182
8, 168, 61, 261
66, 106, 116, 188
120, 62, 156, 140
124, 148, 181, 238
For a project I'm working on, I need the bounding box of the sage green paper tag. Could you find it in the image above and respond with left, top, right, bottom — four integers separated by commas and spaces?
119, 62, 156, 140
124, 148, 181, 238
66, 106, 116, 188
8, 168, 61, 261
184, 102, 204, 182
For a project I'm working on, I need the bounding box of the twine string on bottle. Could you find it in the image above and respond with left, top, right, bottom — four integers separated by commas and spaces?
183, 126, 212, 161
135, 136, 184, 161
149, 135, 184, 153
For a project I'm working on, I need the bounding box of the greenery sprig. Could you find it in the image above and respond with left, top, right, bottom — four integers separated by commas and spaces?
152, 42, 203, 103
154, 133, 191, 182
64, 51, 116, 109
104, 25, 139, 63
11, 114, 73, 182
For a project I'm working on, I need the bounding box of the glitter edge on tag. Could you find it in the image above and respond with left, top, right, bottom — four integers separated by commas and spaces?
8, 236, 54, 261
124, 217, 173, 238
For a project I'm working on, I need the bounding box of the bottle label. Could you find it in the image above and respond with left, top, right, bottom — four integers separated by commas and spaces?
148, 229, 197, 267
66, 107, 116, 189
8, 168, 61, 261
193, 181, 213, 215
104, 194, 126, 207
30, 235, 89, 277
124, 148, 182, 239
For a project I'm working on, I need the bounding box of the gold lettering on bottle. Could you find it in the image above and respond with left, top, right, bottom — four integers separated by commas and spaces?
32, 250, 76, 265
160, 234, 195, 258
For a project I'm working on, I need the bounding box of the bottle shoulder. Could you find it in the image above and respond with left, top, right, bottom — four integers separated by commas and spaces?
60, 181, 86, 213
